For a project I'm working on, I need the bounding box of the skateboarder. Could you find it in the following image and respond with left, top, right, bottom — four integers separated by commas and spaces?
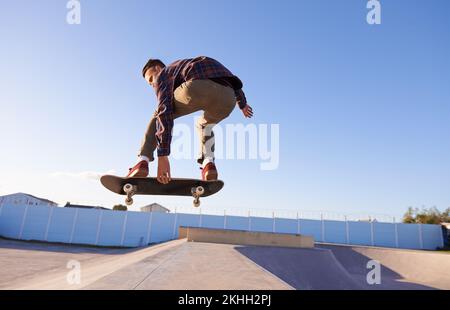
127, 56, 253, 184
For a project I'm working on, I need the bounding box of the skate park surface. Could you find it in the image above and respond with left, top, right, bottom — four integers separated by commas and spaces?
1, 228, 449, 290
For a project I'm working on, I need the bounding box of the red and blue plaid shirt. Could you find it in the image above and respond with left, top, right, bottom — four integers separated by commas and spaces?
153, 56, 247, 156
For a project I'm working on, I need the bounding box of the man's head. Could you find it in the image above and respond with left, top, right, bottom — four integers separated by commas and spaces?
142, 59, 165, 87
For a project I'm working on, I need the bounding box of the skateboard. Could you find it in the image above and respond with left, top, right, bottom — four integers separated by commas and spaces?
100, 175, 224, 208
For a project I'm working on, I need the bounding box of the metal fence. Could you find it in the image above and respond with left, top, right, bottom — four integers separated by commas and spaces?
0, 203, 444, 250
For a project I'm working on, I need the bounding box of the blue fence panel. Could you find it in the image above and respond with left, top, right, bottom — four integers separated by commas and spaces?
21, 205, 51, 241
225, 215, 249, 231
201, 214, 225, 230
299, 219, 322, 241
122, 212, 151, 247
149, 212, 176, 243
97, 211, 126, 246
274, 218, 298, 234
0, 205, 3, 233
421, 224, 443, 250
373, 222, 396, 248
323, 220, 347, 244
177, 213, 200, 229
397, 223, 421, 249
250, 217, 274, 233
0, 204, 446, 250
348, 221, 371, 246
71, 209, 101, 245
47, 207, 77, 243
0, 204, 26, 238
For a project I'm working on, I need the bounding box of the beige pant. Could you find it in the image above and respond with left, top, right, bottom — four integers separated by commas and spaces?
140, 79, 236, 163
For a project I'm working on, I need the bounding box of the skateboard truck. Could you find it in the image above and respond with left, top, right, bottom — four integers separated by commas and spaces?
191, 186, 205, 208
123, 183, 137, 206
124, 183, 205, 208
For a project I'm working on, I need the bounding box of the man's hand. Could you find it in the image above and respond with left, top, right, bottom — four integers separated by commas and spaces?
157, 156, 171, 184
241, 104, 253, 118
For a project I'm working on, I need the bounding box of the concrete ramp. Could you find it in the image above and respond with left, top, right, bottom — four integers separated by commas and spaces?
86, 242, 293, 290
235, 246, 362, 290
179, 226, 315, 248
0, 238, 292, 290
1, 234, 449, 290
319, 244, 450, 290
236, 245, 449, 290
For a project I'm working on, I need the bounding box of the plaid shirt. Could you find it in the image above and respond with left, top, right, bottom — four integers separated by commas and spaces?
153, 56, 247, 156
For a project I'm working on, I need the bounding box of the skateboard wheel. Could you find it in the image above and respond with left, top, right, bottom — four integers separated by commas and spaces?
125, 197, 133, 206
193, 199, 200, 208
195, 186, 205, 196
123, 183, 134, 194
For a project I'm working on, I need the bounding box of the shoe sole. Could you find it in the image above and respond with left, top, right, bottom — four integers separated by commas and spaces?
127, 169, 149, 178
204, 170, 218, 181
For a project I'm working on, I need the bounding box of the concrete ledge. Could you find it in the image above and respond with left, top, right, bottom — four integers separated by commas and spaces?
179, 226, 314, 248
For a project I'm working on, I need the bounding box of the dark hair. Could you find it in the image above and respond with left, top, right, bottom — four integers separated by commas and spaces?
142, 59, 165, 77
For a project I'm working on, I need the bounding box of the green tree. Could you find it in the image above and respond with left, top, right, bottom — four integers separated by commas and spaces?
402, 207, 417, 224
113, 204, 128, 211
402, 206, 449, 224
442, 208, 450, 222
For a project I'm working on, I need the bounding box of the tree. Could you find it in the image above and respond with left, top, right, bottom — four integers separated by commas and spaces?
113, 204, 128, 211
403, 207, 417, 223
442, 208, 450, 222
402, 206, 450, 224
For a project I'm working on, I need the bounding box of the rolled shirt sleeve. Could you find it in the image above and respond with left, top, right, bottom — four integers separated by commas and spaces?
235, 88, 247, 109
154, 71, 175, 156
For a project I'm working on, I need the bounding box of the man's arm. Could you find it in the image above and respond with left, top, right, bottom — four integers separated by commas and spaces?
154, 70, 175, 157
235, 88, 253, 118
235, 88, 247, 109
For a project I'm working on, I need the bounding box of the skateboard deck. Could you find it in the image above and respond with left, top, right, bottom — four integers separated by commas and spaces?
100, 175, 224, 207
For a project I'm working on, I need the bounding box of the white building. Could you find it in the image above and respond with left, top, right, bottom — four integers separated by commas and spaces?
140, 203, 170, 213
0, 193, 58, 207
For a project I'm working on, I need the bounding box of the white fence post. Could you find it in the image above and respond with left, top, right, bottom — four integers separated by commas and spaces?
248, 210, 252, 231
95, 210, 104, 246
199, 209, 202, 228
370, 220, 375, 246
272, 212, 275, 233
296, 212, 300, 234
120, 212, 129, 246
18, 205, 29, 239
172, 209, 178, 239
418, 224, 423, 249
145, 212, 153, 245
394, 222, 399, 248
44, 206, 54, 241
223, 210, 227, 229
321, 213, 325, 242
345, 216, 350, 244
69, 208, 79, 244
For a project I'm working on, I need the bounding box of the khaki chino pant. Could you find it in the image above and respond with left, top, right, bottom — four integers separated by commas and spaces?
140, 79, 236, 164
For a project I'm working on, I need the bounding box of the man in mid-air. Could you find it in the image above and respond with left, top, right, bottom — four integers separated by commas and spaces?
127, 56, 253, 184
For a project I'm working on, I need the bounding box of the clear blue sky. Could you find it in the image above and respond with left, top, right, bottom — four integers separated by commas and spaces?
0, 0, 449, 220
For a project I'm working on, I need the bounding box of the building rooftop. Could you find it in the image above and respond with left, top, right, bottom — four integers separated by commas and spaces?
1, 192, 58, 205
64, 203, 109, 211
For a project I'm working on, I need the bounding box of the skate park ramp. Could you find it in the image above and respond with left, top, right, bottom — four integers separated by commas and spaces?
1, 228, 449, 290
236, 244, 450, 290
